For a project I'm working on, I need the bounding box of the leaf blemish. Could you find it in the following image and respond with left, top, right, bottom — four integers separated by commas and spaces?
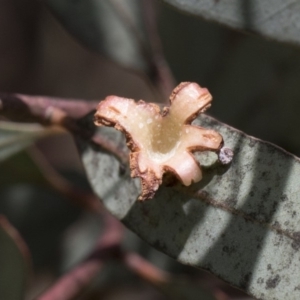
266, 274, 281, 289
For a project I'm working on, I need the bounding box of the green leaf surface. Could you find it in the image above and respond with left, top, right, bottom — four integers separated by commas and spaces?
79, 114, 300, 300
163, 0, 300, 47
0, 122, 58, 162
44, 0, 151, 72
0, 216, 30, 300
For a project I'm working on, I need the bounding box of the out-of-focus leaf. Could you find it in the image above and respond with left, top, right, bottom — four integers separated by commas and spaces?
79, 114, 300, 300
0, 215, 30, 300
163, 0, 300, 47
0, 122, 60, 162
44, 0, 150, 72
0, 184, 81, 270
0, 151, 45, 188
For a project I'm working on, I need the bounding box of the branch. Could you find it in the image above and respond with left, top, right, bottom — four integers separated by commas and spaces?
0, 93, 128, 164
108, 0, 175, 101
37, 211, 124, 300
123, 251, 229, 300
141, 0, 176, 100
0, 93, 98, 123
123, 252, 170, 285
28, 147, 103, 214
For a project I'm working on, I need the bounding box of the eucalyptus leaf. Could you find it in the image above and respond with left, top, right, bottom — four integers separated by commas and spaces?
163, 0, 300, 47
0, 122, 59, 162
79, 114, 300, 300
0, 215, 30, 300
44, 0, 150, 72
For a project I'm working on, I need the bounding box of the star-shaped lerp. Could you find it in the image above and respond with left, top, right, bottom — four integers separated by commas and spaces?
94, 82, 223, 201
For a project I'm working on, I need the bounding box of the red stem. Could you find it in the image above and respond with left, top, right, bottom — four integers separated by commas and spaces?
123, 252, 170, 285
0, 93, 98, 123
37, 213, 124, 300
0, 93, 128, 163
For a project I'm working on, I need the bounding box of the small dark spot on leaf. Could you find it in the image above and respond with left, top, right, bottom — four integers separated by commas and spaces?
273, 234, 284, 247
223, 246, 229, 252
294, 284, 300, 291
262, 187, 271, 199
257, 277, 264, 285
266, 274, 281, 289
118, 163, 126, 176
293, 232, 300, 240
267, 264, 272, 270
280, 194, 288, 202
222, 245, 237, 256
152, 240, 167, 252
199, 190, 209, 198
249, 139, 255, 148
291, 241, 300, 251
248, 212, 256, 220
240, 272, 252, 289
103, 167, 113, 178
225, 197, 237, 207
234, 262, 241, 270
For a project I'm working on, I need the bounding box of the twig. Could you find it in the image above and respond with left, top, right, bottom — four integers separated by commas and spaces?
0, 215, 32, 273
37, 209, 124, 300
123, 252, 170, 285
28, 147, 103, 214
107, 0, 154, 70
123, 251, 227, 299
108, 0, 176, 101
0, 93, 128, 164
141, 0, 176, 100
0, 93, 98, 123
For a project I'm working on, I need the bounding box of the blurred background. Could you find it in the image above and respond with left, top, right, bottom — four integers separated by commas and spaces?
1, 0, 300, 299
